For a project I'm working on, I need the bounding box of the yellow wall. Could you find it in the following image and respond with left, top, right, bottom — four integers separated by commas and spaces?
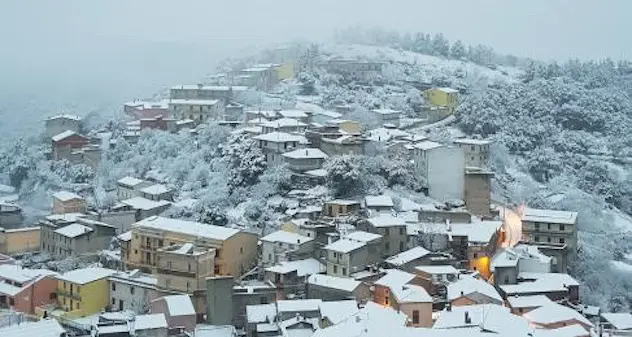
58, 278, 110, 318
0, 227, 40, 254
469, 256, 491, 279
280, 222, 299, 233
337, 121, 361, 134
275, 63, 294, 80
221, 232, 259, 276
424, 89, 458, 108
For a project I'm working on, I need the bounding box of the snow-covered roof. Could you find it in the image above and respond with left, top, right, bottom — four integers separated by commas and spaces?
264, 258, 324, 276
52, 190, 82, 202
261, 230, 313, 245
311, 301, 407, 337
414, 265, 459, 275
524, 303, 593, 328
0, 282, 23, 296
278, 109, 308, 119
57, 267, 116, 285
314, 110, 342, 119
434, 304, 530, 335
277, 299, 322, 313
253, 131, 308, 144
345, 230, 382, 243
391, 284, 432, 303
366, 214, 406, 227
453, 138, 491, 146
327, 199, 359, 206
0, 319, 66, 337
500, 272, 580, 295
54, 223, 93, 238
121, 197, 171, 210
51, 130, 78, 142
134, 216, 240, 241
506, 295, 552, 309
364, 195, 394, 208
304, 168, 328, 177
117, 230, 132, 242
246, 303, 277, 323
140, 184, 171, 196
522, 208, 578, 225
447, 276, 502, 303
173, 198, 198, 208
261, 117, 307, 128
366, 127, 410, 142
451, 221, 502, 243
437, 87, 459, 94
195, 325, 237, 337
414, 140, 443, 151
318, 300, 358, 325
323, 239, 365, 253
491, 249, 520, 269
134, 313, 168, 330
48, 114, 82, 121
45, 212, 85, 222
168, 99, 220, 106
161, 294, 196, 316
111, 269, 158, 287
307, 274, 360, 292
534, 324, 589, 337
385, 246, 430, 266
117, 176, 146, 187
375, 269, 416, 288
282, 148, 328, 160
371, 108, 401, 115
0, 184, 15, 194
0, 264, 57, 285
601, 313, 632, 330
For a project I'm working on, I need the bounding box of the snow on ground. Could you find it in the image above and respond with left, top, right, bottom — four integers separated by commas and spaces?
611, 207, 632, 233
610, 260, 632, 273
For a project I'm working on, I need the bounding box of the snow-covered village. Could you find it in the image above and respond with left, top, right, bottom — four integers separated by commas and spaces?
2, 7, 632, 337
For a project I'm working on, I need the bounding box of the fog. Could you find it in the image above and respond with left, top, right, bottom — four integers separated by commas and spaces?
1, 0, 630, 139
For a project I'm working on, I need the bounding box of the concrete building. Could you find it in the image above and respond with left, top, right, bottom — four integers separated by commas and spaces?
453, 138, 492, 168
282, 148, 328, 173
464, 168, 493, 217
447, 276, 503, 307
506, 295, 552, 315
109, 269, 159, 314
322, 200, 360, 217
319, 135, 365, 157
139, 184, 173, 202
168, 99, 224, 123
357, 214, 408, 258
260, 230, 314, 265
384, 246, 432, 273
260, 118, 307, 134
370, 109, 401, 127
117, 177, 153, 200
418, 203, 472, 223
154, 243, 216, 297
124, 100, 170, 120
45, 115, 82, 139
306, 274, 370, 302
252, 132, 307, 166
521, 207, 579, 266
115, 197, 172, 221
413, 141, 465, 202
57, 267, 117, 318
413, 265, 459, 297
0, 203, 21, 228
491, 244, 552, 286
40, 218, 116, 259
205, 276, 235, 326
498, 272, 580, 303
322, 239, 368, 277
51, 131, 90, 161
363, 195, 394, 215
323, 59, 383, 83
0, 226, 40, 255
423, 87, 459, 115
150, 294, 197, 332
373, 269, 433, 327
52, 191, 86, 214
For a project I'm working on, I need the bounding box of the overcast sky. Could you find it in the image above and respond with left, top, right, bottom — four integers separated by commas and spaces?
0, 0, 629, 138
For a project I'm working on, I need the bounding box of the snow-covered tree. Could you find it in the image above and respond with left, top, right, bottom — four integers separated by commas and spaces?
220, 133, 267, 192
450, 40, 466, 60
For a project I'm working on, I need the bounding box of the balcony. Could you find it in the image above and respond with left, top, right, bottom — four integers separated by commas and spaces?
57, 289, 81, 301
156, 268, 196, 279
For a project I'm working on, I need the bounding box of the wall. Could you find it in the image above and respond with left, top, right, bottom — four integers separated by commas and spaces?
427, 146, 465, 202
464, 172, 492, 217
87, 211, 137, 234
205, 276, 234, 326
221, 232, 259, 277
46, 118, 81, 139
155, 251, 214, 293
10, 276, 57, 315
109, 280, 156, 313
306, 283, 354, 302
494, 266, 518, 285
53, 199, 86, 214
151, 297, 196, 332
0, 227, 40, 254
457, 144, 489, 168
399, 302, 432, 327
58, 278, 110, 318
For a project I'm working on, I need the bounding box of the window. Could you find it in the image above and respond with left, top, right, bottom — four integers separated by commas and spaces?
268, 253, 272, 261
547, 237, 552, 243
547, 224, 551, 230
158, 239, 164, 247
385, 297, 389, 305
333, 265, 338, 274
112, 283, 116, 291
559, 238, 565, 244
470, 146, 475, 151
167, 261, 172, 269
76, 302, 80, 310
50, 293, 57, 300
399, 242, 404, 252
130, 287, 135, 295
70, 284, 73, 293
534, 236, 540, 242
333, 252, 337, 258
535, 223, 540, 230
112, 298, 116, 305
260, 296, 268, 304
342, 268, 347, 276
134, 249, 138, 255
77, 286, 80, 293
399, 228, 404, 235
385, 242, 390, 251
240, 247, 244, 254
9, 298, 14, 306
186, 282, 190, 292
559, 224, 565, 231
165, 279, 171, 288
504, 275, 509, 284
412, 310, 420, 324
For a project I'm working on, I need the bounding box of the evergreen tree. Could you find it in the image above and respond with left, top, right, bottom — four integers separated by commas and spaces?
432, 33, 450, 57
450, 40, 466, 60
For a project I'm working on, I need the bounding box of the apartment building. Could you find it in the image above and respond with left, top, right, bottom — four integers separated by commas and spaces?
357, 214, 408, 258
52, 191, 86, 214
40, 218, 116, 259
322, 239, 368, 278
168, 99, 225, 123
413, 141, 465, 202
108, 269, 159, 314
117, 176, 153, 201
371, 109, 401, 127
45, 114, 82, 139
521, 207, 579, 266
464, 167, 493, 217
155, 243, 216, 294
260, 230, 314, 265
169, 84, 248, 104
252, 132, 307, 166
56, 267, 117, 318
453, 138, 492, 168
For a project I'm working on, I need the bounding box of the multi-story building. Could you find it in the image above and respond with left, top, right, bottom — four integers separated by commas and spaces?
521, 207, 579, 266
281, 148, 329, 173
323, 59, 384, 83
168, 99, 225, 123
252, 132, 307, 165
56, 267, 117, 318
108, 269, 159, 314
453, 138, 492, 168
464, 167, 493, 217
51, 131, 90, 161
155, 243, 216, 294
357, 214, 408, 258
260, 118, 307, 134
169, 84, 248, 104
40, 218, 116, 259
0, 265, 58, 315
260, 230, 314, 265
413, 141, 465, 202
423, 87, 459, 113
52, 191, 86, 214
322, 239, 368, 278
0, 226, 40, 255
45, 115, 82, 139
370, 109, 401, 127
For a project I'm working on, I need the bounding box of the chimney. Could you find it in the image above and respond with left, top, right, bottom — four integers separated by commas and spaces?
465, 311, 471, 324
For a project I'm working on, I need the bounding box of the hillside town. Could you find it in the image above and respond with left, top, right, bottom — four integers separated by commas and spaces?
1, 43, 631, 337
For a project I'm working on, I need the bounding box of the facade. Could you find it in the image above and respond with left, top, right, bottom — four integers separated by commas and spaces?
423, 87, 459, 113
0, 226, 40, 255
169, 99, 225, 123
139, 116, 175, 132
52, 191, 86, 214
384, 246, 432, 273
0, 265, 58, 315
373, 270, 433, 327
155, 243, 216, 295
51, 131, 90, 161
139, 184, 173, 201
453, 138, 491, 168
418, 203, 472, 223
282, 148, 328, 172
252, 132, 307, 166
464, 168, 493, 217
124, 100, 170, 120
306, 274, 370, 302
40, 218, 116, 259
413, 265, 459, 297
56, 267, 117, 318
150, 294, 196, 332
499, 272, 580, 303
45, 115, 82, 139
357, 215, 408, 258
0, 202, 21, 227
109, 270, 159, 314
323, 200, 360, 217
363, 195, 394, 215
260, 230, 314, 265
371, 109, 401, 127
260, 118, 307, 134
319, 135, 365, 156
413, 141, 465, 202
115, 197, 172, 221
322, 239, 368, 277
521, 207, 579, 265
323, 59, 383, 83
169, 84, 248, 104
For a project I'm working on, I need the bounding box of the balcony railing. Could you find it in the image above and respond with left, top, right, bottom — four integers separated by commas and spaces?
57, 289, 81, 301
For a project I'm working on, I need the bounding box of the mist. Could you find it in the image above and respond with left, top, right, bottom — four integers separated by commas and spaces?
1, 0, 630, 139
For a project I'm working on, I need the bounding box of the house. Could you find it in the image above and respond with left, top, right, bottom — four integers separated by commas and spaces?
323, 59, 384, 83
423, 87, 459, 113
154, 243, 216, 299
306, 274, 370, 302
0, 319, 66, 337
311, 301, 407, 337
601, 312, 632, 334
523, 302, 593, 331
413, 141, 465, 202
357, 214, 407, 258
139, 115, 176, 132
260, 118, 307, 134
413, 265, 459, 297
363, 195, 394, 215
252, 132, 307, 166
150, 294, 196, 332
45, 114, 82, 139
384, 246, 432, 273
327, 119, 361, 134
447, 275, 503, 307
205, 277, 277, 327
52, 191, 86, 214
318, 300, 359, 326
134, 313, 169, 337
343, 231, 382, 266
264, 258, 325, 292
116, 197, 171, 221
282, 148, 329, 172
56, 267, 117, 318
453, 138, 492, 168
319, 135, 365, 157
373, 269, 433, 327
308, 110, 342, 125
195, 325, 237, 337
521, 207, 579, 267
277, 299, 322, 321
323, 199, 360, 217
139, 184, 173, 202
109, 269, 159, 314
260, 230, 314, 265
491, 245, 552, 286
169, 84, 248, 104
0, 226, 40, 255
0, 202, 21, 228
451, 221, 502, 278
237, 64, 280, 91
506, 295, 552, 314
433, 303, 531, 336
46, 220, 116, 259
124, 100, 170, 120
322, 239, 368, 277
277, 110, 309, 122
498, 272, 580, 303
0, 265, 58, 315
51, 130, 90, 161
418, 203, 472, 223
168, 99, 225, 123
117, 176, 153, 200
370, 109, 401, 127
464, 167, 493, 217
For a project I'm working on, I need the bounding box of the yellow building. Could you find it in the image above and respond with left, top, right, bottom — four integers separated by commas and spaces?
0, 226, 40, 254
423, 87, 459, 111
328, 119, 361, 134
56, 267, 117, 318
274, 63, 294, 80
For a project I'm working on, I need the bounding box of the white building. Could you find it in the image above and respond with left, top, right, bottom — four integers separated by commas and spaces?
282, 148, 329, 172
260, 230, 314, 265
453, 138, 492, 168
370, 109, 401, 127
45, 114, 82, 139
252, 132, 307, 165
109, 269, 158, 313
260, 118, 307, 134
117, 177, 153, 201
363, 195, 394, 215
413, 141, 465, 202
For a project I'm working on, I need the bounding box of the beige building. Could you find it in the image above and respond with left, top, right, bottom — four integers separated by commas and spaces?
453, 138, 491, 168
155, 243, 216, 294
322, 200, 360, 217
521, 208, 579, 266
52, 191, 86, 214
40, 218, 117, 259
373, 270, 433, 327
0, 227, 40, 254
464, 168, 493, 217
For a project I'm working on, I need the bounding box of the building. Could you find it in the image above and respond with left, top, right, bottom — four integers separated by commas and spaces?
140, 184, 173, 202
384, 246, 432, 273
306, 274, 370, 302
117, 177, 153, 201
0, 265, 58, 315
109, 269, 159, 314
433, 304, 531, 336
52, 191, 86, 214
319, 135, 365, 157
169, 84, 248, 104
370, 109, 401, 127
45, 114, 82, 139
322, 239, 368, 277
327, 119, 361, 134
357, 214, 407, 258
310, 301, 408, 337
264, 258, 324, 294
363, 195, 394, 215
252, 132, 307, 166
447, 276, 503, 307
125, 216, 259, 281
56, 267, 117, 318
115, 197, 172, 221
413, 265, 459, 297
373, 269, 433, 327
506, 295, 552, 315
0, 226, 40, 255
45, 220, 116, 259
491, 245, 552, 286
150, 294, 196, 332
453, 138, 491, 168
413, 141, 465, 202
282, 148, 328, 172
260, 118, 307, 134
124, 100, 170, 120
168, 99, 225, 123
464, 167, 493, 217
323, 59, 383, 83
139, 116, 175, 132
343, 230, 382, 266
451, 221, 502, 278
498, 272, 580, 303
51, 130, 90, 161
423, 87, 459, 113
260, 230, 314, 265
418, 203, 472, 223
523, 302, 593, 332
236, 64, 280, 91
154, 243, 215, 299
0, 319, 66, 337
601, 312, 632, 335
521, 207, 579, 265
0, 202, 21, 227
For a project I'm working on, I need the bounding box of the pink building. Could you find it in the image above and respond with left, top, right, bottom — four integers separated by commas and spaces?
0, 265, 58, 314
150, 294, 196, 333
